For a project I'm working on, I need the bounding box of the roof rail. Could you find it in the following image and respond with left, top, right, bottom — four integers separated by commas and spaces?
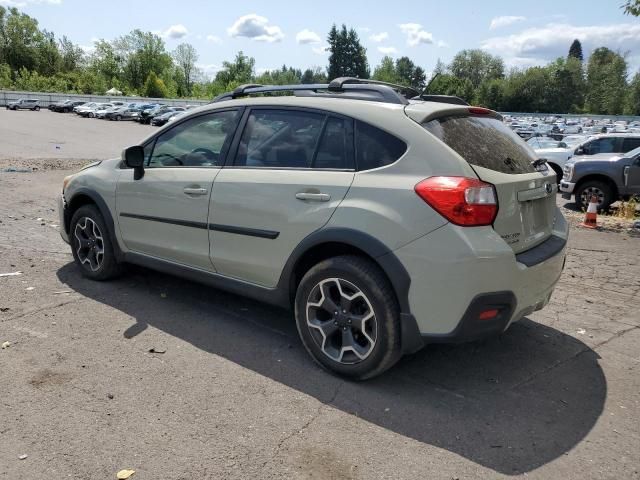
211, 81, 410, 104
211, 79, 468, 106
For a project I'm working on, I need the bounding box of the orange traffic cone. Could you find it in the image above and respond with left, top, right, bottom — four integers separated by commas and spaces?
582, 194, 599, 229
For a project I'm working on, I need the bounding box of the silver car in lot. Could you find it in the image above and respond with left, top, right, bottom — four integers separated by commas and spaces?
57, 79, 567, 379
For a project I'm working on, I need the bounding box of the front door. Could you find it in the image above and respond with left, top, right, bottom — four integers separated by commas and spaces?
209, 108, 355, 287
116, 109, 241, 271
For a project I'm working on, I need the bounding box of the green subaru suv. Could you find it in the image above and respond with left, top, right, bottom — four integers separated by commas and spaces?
58, 79, 567, 379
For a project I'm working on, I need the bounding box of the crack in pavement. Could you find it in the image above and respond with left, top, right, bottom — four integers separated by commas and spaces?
261, 381, 345, 471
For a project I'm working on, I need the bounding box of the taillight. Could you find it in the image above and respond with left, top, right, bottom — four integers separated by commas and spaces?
414, 176, 498, 226
468, 106, 493, 115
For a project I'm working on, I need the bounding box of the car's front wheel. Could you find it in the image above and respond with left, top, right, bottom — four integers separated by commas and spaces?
575, 180, 614, 211
294, 255, 402, 380
70, 205, 122, 281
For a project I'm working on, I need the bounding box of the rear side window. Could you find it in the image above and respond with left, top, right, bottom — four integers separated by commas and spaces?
424, 116, 536, 174
622, 137, 640, 152
582, 137, 617, 155
356, 121, 407, 170
235, 109, 324, 168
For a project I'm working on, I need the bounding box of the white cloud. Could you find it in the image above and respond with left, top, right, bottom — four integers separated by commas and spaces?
482, 23, 640, 67
227, 14, 284, 43
378, 46, 398, 55
157, 24, 188, 40
437, 40, 449, 48
312, 44, 329, 55
489, 15, 526, 30
369, 32, 389, 43
206, 34, 222, 44
399, 23, 433, 46
0, 0, 60, 6
296, 29, 321, 44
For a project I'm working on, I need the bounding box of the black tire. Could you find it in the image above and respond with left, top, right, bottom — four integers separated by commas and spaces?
70, 205, 122, 281
548, 163, 563, 185
115, 115, 122, 121
294, 255, 401, 380
575, 180, 614, 211
34, 106, 40, 111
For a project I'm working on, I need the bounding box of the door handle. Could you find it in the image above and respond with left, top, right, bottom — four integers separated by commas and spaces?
295, 192, 331, 202
183, 187, 208, 196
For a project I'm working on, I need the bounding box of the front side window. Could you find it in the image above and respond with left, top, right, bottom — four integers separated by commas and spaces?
147, 110, 239, 168
235, 109, 325, 168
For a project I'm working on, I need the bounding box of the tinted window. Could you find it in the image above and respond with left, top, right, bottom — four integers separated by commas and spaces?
582, 138, 618, 155
424, 115, 536, 174
313, 117, 353, 169
147, 110, 239, 168
622, 137, 640, 152
235, 109, 324, 168
356, 121, 407, 170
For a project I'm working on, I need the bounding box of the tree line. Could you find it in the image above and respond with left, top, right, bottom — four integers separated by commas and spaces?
1, 5, 639, 115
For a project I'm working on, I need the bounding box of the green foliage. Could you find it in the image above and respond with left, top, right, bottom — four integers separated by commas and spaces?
449, 49, 504, 88
372, 56, 426, 91
215, 51, 254, 88
172, 43, 198, 96
428, 74, 475, 103
622, 0, 640, 15
143, 71, 168, 98
301, 67, 327, 84
585, 47, 628, 115
327, 24, 369, 79
625, 73, 640, 115
568, 39, 583, 62
255, 65, 302, 85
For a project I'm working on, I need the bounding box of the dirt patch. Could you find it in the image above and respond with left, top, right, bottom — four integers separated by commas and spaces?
29, 368, 70, 388
0, 157, 95, 172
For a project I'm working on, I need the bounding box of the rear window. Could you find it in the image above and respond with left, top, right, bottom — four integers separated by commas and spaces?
424, 115, 536, 174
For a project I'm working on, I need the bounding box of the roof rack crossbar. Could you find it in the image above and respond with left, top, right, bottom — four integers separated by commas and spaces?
328, 77, 420, 97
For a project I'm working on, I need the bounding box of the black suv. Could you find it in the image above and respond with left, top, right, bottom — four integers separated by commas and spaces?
51, 100, 86, 113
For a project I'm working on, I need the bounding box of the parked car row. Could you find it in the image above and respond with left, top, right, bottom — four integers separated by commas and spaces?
4, 98, 198, 127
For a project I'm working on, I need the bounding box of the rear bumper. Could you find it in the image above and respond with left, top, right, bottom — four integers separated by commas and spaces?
394, 209, 568, 342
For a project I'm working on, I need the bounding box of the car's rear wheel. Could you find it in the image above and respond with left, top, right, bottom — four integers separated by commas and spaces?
70, 205, 122, 281
115, 115, 122, 121
34, 106, 40, 111
294, 255, 401, 380
575, 180, 614, 211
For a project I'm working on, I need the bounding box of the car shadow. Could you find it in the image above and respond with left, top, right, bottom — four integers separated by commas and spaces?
57, 262, 606, 476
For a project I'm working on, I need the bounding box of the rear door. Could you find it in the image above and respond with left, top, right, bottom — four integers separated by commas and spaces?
208, 108, 355, 287
424, 114, 557, 253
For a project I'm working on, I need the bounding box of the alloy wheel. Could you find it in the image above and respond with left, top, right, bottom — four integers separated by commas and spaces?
74, 217, 105, 271
580, 186, 605, 208
306, 278, 377, 364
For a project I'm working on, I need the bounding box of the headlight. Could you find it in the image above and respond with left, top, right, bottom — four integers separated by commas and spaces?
563, 164, 574, 181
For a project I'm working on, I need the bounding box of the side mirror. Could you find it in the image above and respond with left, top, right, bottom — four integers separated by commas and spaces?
575, 147, 584, 156
124, 145, 145, 180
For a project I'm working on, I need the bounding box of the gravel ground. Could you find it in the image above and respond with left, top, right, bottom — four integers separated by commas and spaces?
0, 109, 639, 479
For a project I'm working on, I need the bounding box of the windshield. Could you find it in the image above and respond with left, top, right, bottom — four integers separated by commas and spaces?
424, 115, 537, 174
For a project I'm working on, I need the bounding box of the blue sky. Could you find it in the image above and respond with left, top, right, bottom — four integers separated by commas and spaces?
3, 0, 639, 77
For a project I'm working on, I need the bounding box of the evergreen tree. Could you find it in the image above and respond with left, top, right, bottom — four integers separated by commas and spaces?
327, 24, 369, 79
568, 39, 583, 62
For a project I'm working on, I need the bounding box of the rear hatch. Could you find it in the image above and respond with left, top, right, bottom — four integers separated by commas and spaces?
419, 110, 557, 254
